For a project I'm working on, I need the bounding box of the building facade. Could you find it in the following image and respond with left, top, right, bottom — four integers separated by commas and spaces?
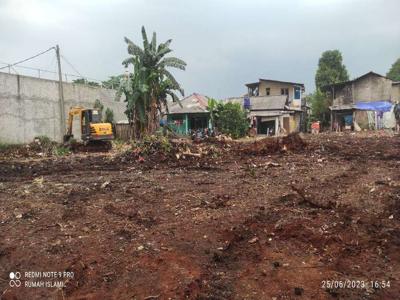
234, 79, 306, 135
324, 72, 398, 130
246, 79, 304, 109
167, 79, 307, 137
166, 93, 211, 135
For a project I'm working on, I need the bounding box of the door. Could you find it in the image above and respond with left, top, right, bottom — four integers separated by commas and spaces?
258, 120, 275, 135
283, 117, 290, 133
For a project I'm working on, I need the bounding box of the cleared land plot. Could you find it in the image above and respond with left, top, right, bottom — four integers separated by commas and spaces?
0, 133, 399, 299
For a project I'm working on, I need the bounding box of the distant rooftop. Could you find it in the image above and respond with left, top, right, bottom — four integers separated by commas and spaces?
246, 78, 305, 87
226, 95, 288, 110
168, 93, 209, 114
322, 71, 390, 90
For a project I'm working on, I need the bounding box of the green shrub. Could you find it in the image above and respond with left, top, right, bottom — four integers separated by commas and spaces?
113, 139, 127, 151
35, 135, 52, 146
104, 108, 114, 123
54, 146, 70, 156
94, 99, 104, 113
0, 143, 16, 152
32, 136, 55, 154
216, 102, 249, 139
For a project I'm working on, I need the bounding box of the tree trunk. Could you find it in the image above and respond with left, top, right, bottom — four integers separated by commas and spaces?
147, 98, 158, 134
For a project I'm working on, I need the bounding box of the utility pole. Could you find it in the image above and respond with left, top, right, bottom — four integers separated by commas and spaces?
55, 45, 66, 142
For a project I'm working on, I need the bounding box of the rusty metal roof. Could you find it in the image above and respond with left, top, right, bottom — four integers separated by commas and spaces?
322, 71, 390, 90
168, 93, 209, 114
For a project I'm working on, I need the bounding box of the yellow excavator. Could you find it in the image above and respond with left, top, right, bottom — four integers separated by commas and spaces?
64, 106, 114, 149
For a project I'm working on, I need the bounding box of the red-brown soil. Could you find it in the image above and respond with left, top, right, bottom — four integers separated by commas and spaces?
0, 132, 399, 299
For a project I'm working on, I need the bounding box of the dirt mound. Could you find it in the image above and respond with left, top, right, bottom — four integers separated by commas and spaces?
240, 133, 307, 155
116, 135, 225, 165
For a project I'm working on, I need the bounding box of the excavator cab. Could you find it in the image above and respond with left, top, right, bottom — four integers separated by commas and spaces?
64, 107, 114, 144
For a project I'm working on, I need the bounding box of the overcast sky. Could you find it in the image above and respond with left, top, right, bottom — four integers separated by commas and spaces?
0, 0, 399, 98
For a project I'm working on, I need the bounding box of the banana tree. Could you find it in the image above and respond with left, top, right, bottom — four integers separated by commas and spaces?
119, 26, 186, 138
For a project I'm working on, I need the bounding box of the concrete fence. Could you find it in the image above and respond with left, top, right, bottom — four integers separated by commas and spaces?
0, 72, 127, 143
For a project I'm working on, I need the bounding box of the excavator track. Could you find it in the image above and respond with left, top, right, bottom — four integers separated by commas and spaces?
68, 141, 112, 153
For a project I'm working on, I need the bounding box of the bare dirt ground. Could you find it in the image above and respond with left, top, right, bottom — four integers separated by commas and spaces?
0, 132, 399, 300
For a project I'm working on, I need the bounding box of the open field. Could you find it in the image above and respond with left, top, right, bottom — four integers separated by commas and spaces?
0, 133, 399, 299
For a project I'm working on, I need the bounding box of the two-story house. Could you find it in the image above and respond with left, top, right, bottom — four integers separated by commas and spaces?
246, 79, 305, 109
227, 79, 306, 135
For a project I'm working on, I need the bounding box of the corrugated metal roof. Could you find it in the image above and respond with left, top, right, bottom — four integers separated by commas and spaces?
169, 94, 298, 115
249, 111, 285, 117
330, 105, 354, 111
245, 79, 305, 87
168, 93, 209, 114
322, 71, 390, 90
226, 95, 287, 110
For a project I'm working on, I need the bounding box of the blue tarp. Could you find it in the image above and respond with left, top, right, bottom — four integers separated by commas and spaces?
243, 97, 251, 109
344, 115, 353, 125
355, 101, 392, 112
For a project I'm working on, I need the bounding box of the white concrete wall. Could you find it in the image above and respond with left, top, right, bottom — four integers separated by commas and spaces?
0, 72, 127, 143
392, 84, 400, 103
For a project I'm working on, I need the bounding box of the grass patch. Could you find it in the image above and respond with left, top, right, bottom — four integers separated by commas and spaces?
54, 146, 70, 156
0, 142, 20, 152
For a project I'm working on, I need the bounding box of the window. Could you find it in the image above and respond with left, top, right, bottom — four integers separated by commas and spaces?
280, 88, 289, 95
266, 88, 270, 96
294, 86, 301, 99
249, 86, 259, 96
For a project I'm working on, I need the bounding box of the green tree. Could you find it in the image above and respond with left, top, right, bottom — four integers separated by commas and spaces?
72, 78, 86, 85
93, 99, 104, 113
387, 58, 400, 81
311, 50, 349, 126
207, 98, 220, 129
102, 75, 124, 90
309, 89, 327, 121
73, 78, 100, 87
104, 108, 114, 123
315, 50, 349, 89
119, 26, 186, 138
215, 102, 248, 139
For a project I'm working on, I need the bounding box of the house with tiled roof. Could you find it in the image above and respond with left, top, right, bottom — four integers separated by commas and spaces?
166, 93, 211, 135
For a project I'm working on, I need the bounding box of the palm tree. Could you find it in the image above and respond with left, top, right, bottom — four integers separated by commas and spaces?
119, 26, 186, 138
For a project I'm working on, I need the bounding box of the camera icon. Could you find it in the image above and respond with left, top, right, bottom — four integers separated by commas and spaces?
9, 272, 21, 287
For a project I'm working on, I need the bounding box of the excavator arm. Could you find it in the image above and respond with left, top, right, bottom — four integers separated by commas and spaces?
64, 106, 84, 142
63, 106, 113, 146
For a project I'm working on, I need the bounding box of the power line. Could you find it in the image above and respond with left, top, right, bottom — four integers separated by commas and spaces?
0, 62, 105, 83
0, 47, 55, 70
0, 60, 19, 74
0, 47, 107, 85
59, 55, 106, 83
60, 54, 84, 78
45, 52, 56, 73
0, 62, 56, 74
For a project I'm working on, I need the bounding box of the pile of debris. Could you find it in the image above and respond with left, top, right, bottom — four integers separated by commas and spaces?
0, 136, 68, 159
117, 135, 225, 164
240, 133, 307, 155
